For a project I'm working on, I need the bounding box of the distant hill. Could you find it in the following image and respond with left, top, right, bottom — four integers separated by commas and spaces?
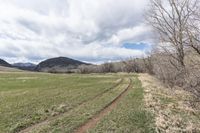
35, 57, 90, 72
12, 63, 36, 71
0, 59, 12, 67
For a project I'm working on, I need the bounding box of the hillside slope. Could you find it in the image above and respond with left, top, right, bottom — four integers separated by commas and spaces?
35, 57, 89, 72
0, 59, 12, 67
13, 63, 36, 71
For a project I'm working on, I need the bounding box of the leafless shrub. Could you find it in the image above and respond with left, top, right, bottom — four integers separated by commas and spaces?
122, 58, 146, 73
77, 59, 149, 74
184, 55, 200, 98
143, 56, 154, 74
78, 65, 101, 74
151, 52, 185, 88
100, 63, 115, 73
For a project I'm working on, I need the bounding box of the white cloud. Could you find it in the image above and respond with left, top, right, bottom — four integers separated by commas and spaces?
0, 0, 151, 64
107, 24, 152, 45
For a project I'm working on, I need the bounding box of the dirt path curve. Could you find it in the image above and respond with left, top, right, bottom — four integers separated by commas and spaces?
18, 78, 124, 133
74, 78, 132, 133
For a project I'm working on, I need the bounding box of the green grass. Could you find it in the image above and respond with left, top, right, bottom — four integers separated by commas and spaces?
0, 72, 120, 133
0, 72, 154, 133
33, 77, 131, 133
88, 75, 155, 133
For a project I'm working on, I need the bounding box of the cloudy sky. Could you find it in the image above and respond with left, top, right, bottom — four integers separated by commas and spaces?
0, 0, 152, 64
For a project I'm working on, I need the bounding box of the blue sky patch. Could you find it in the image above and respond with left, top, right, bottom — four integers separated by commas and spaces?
122, 42, 150, 50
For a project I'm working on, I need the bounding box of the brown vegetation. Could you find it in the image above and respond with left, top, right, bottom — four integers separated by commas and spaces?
139, 73, 200, 133
77, 58, 148, 74
146, 0, 200, 100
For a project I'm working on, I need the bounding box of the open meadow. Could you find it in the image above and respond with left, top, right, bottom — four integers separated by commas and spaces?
1, 0, 200, 132
0, 71, 154, 133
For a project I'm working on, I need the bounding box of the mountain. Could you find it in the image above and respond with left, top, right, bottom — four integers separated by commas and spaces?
12, 63, 36, 71
35, 57, 90, 73
0, 59, 12, 67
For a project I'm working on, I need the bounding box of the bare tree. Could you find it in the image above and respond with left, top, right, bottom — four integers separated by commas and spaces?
122, 58, 145, 73
186, 4, 200, 55
100, 63, 115, 73
147, 0, 200, 100
143, 56, 154, 74
147, 0, 199, 68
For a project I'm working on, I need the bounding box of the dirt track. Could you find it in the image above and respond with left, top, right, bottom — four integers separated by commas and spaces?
18, 78, 124, 133
74, 78, 132, 133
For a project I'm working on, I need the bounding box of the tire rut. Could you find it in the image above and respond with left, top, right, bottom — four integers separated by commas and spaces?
74, 78, 132, 133
18, 78, 124, 133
